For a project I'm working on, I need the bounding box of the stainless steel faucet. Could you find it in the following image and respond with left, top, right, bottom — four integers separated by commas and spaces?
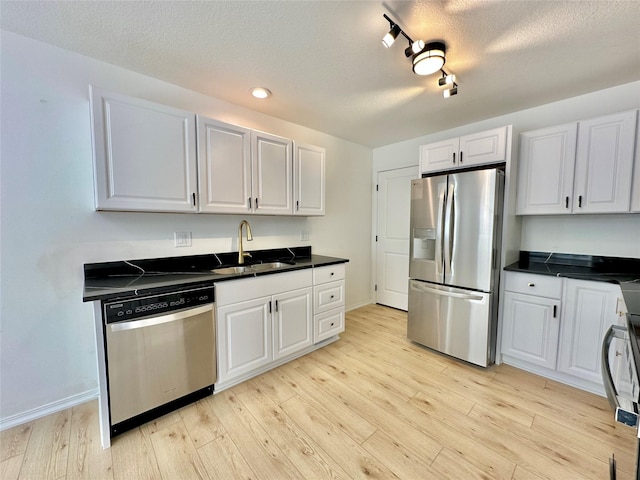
237, 220, 253, 264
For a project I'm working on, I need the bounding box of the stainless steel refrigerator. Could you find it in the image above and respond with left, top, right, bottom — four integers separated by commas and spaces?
408, 167, 504, 367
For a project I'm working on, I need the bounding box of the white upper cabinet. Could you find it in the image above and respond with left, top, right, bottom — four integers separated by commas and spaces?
294, 143, 325, 216
516, 123, 577, 215
573, 110, 637, 214
197, 116, 251, 214
420, 126, 509, 174
517, 110, 638, 215
90, 87, 198, 212
251, 131, 293, 215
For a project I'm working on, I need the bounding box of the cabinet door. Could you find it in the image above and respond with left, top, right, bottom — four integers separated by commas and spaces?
516, 123, 577, 215
217, 297, 271, 383
197, 116, 251, 214
251, 131, 293, 215
273, 288, 313, 360
459, 126, 508, 168
558, 279, 619, 384
501, 291, 560, 369
573, 110, 637, 213
420, 138, 459, 173
90, 87, 197, 212
294, 143, 325, 216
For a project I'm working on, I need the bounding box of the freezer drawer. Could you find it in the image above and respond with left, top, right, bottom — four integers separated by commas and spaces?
407, 280, 493, 367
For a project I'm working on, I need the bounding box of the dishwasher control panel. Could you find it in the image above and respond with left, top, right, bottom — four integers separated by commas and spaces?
104, 286, 214, 324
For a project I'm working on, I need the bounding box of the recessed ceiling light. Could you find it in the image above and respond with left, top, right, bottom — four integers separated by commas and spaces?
250, 87, 271, 99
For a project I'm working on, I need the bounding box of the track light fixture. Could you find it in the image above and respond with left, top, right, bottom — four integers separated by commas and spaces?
382, 13, 459, 98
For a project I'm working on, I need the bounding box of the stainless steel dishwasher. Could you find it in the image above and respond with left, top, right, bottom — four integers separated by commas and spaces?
103, 285, 216, 436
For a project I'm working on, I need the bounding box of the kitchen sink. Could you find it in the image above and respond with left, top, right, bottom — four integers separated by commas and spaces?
211, 261, 293, 275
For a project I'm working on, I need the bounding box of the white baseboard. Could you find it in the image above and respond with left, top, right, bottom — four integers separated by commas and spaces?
0, 388, 99, 431
346, 300, 373, 311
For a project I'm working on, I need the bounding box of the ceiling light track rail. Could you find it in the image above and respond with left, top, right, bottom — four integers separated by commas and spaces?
382, 13, 458, 98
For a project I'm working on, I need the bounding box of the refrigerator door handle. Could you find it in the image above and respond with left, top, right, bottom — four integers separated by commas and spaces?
436, 184, 447, 278
447, 182, 455, 275
411, 282, 483, 301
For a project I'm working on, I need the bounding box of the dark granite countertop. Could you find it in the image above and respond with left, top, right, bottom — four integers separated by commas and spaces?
83, 246, 348, 302
505, 251, 640, 317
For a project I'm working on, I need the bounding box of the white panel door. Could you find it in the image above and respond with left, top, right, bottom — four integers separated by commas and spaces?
376, 166, 419, 310
294, 143, 325, 215
558, 279, 619, 384
273, 288, 313, 360
252, 130, 293, 215
516, 123, 577, 215
573, 110, 637, 213
197, 116, 251, 213
90, 86, 197, 212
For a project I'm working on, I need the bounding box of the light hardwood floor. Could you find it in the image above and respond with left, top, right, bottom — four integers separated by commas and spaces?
1, 304, 637, 479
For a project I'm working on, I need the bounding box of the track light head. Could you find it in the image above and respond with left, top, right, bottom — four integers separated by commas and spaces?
382, 24, 401, 48
438, 74, 456, 86
405, 40, 425, 57
443, 86, 458, 98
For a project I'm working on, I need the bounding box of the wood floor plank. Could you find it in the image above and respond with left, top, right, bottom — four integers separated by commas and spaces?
110, 427, 162, 480
0, 423, 32, 462
18, 408, 71, 480
196, 433, 256, 480
291, 361, 444, 464
236, 383, 352, 479
274, 362, 378, 444
179, 398, 224, 448
149, 420, 209, 480
210, 389, 303, 479
280, 394, 400, 479
431, 446, 509, 480
361, 429, 446, 480
246, 369, 297, 405
66, 400, 113, 480
0, 454, 23, 480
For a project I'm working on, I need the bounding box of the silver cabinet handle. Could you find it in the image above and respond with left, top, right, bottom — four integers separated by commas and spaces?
109, 304, 213, 332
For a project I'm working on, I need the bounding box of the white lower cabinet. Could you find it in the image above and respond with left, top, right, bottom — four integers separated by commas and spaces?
501, 271, 621, 394
215, 264, 345, 390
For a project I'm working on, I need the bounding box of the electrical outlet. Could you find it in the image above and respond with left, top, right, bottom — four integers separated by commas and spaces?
174, 231, 192, 247
300, 231, 310, 241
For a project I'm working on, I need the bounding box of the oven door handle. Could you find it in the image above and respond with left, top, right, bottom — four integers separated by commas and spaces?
109, 304, 213, 332
601, 324, 627, 411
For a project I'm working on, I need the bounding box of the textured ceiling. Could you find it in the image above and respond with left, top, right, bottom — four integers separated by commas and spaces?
1, 0, 639, 148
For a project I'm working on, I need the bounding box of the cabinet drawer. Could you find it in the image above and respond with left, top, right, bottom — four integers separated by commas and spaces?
313, 264, 345, 285
503, 271, 562, 299
315, 308, 345, 343
314, 280, 345, 314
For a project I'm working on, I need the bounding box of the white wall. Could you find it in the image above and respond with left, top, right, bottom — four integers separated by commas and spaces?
0, 31, 373, 425
373, 81, 640, 259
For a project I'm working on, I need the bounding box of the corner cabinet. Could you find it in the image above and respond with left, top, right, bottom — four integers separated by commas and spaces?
516, 109, 638, 215
420, 126, 509, 174
630, 117, 640, 213
90, 86, 198, 212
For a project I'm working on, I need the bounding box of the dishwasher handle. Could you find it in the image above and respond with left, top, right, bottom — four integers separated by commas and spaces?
109, 304, 213, 332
